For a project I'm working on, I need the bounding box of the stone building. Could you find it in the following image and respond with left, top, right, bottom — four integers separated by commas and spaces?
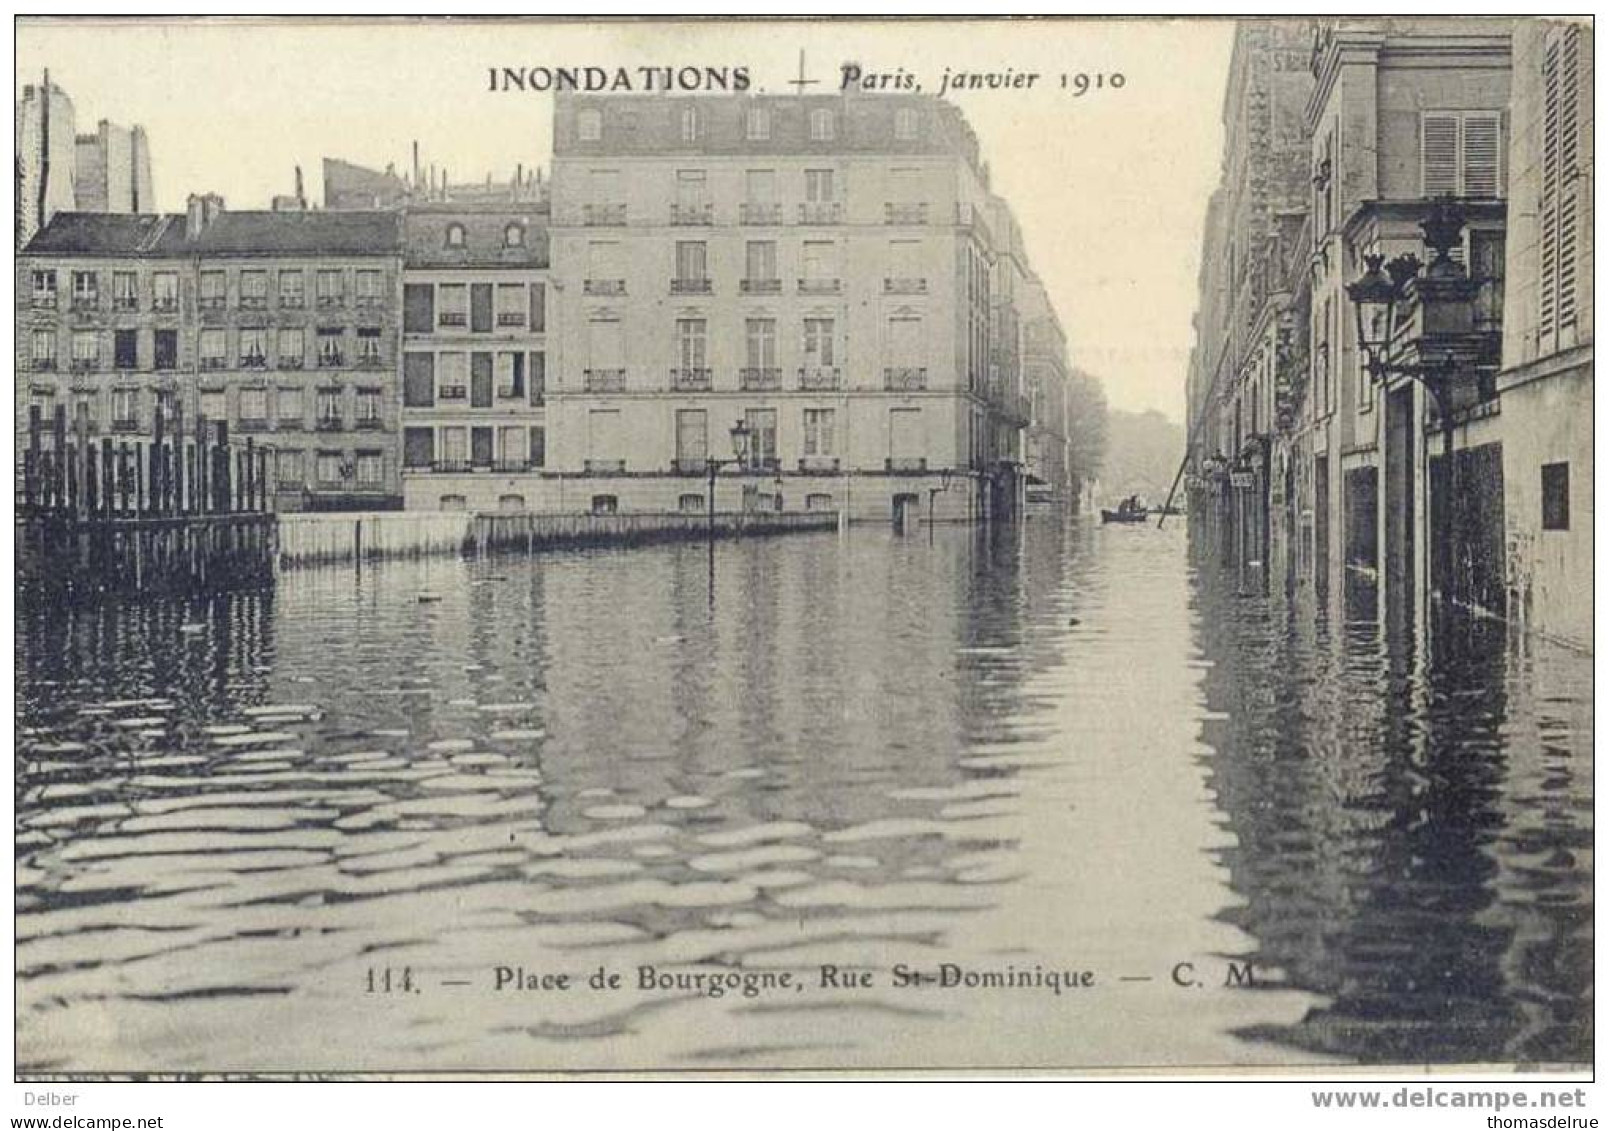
1496, 20, 1593, 649
399, 202, 552, 511
18, 198, 405, 510
1019, 274, 1073, 508
73, 120, 154, 214
15, 73, 77, 247
544, 90, 1040, 524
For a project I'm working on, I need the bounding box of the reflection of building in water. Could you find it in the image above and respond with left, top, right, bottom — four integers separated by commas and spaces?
1188, 565, 1590, 1063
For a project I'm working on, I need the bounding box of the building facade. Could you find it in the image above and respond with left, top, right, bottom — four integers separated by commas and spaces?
545, 90, 1039, 523
15, 74, 76, 247
18, 199, 405, 511
399, 203, 553, 511
74, 120, 154, 214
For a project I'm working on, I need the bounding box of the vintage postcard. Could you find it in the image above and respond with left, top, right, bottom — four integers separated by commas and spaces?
11, 15, 1593, 1086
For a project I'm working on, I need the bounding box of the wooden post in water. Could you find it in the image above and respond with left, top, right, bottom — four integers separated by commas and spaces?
52, 404, 67, 510
24, 405, 42, 511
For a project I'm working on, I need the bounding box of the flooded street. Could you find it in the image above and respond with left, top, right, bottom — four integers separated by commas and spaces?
15, 520, 1592, 1073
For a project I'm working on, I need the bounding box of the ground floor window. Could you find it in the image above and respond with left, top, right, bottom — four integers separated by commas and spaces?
1542, 462, 1570, 531
807, 492, 834, 511
499, 494, 526, 511
679, 493, 705, 513
591, 494, 619, 515
439, 494, 467, 511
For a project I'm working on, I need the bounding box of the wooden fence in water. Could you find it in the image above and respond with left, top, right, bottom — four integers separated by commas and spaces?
16, 403, 276, 600
276, 509, 838, 569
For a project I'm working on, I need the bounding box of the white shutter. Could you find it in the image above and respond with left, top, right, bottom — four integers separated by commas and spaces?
1421, 114, 1460, 197
1556, 27, 1582, 330
1462, 114, 1501, 197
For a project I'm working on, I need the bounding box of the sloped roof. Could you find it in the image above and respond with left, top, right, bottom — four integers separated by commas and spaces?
22, 209, 401, 257
22, 212, 181, 255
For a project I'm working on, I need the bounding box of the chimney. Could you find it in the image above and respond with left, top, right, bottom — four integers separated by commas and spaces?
295, 165, 305, 206
412, 140, 421, 189
186, 192, 225, 239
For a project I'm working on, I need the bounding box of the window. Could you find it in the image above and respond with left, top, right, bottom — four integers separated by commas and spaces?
804, 408, 836, 456
591, 495, 619, 515
199, 270, 226, 308
438, 284, 468, 326
31, 270, 57, 307
72, 271, 99, 307
803, 241, 836, 285
276, 449, 304, 486
110, 388, 136, 427
277, 386, 304, 422
529, 284, 546, 332
440, 426, 468, 464
805, 169, 835, 202
529, 352, 546, 405
745, 241, 778, 285
674, 241, 707, 288
471, 283, 494, 333
112, 271, 138, 310
679, 493, 705, 513
809, 108, 835, 141
504, 223, 525, 248
587, 409, 623, 470
438, 353, 468, 399
1540, 25, 1585, 345
1541, 463, 1570, 531
278, 327, 305, 368
355, 269, 383, 307
498, 426, 526, 467
152, 272, 178, 312
746, 106, 770, 140
200, 390, 226, 422
317, 327, 344, 367
746, 169, 775, 201
440, 494, 468, 511
316, 270, 344, 308
240, 270, 268, 309
317, 388, 343, 426
578, 107, 602, 141
240, 388, 268, 422
677, 319, 707, 371
404, 353, 435, 407
496, 284, 526, 326
587, 320, 623, 376
529, 426, 546, 468
317, 451, 347, 485
496, 351, 524, 397
889, 407, 924, 467
278, 270, 305, 308
804, 318, 836, 367
31, 330, 56, 370
445, 223, 466, 248
807, 492, 834, 511
356, 327, 382, 365
744, 408, 778, 467
239, 328, 268, 367
674, 169, 708, 220
895, 107, 919, 140
676, 409, 709, 467
356, 389, 382, 426
403, 283, 434, 332
680, 106, 701, 142
745, 318, 777, 371
199, 328, 226, 368
403, 427, 434, 468
1421, 111, 1502, 198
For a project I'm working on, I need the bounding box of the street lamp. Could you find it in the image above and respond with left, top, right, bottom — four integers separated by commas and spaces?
927, 467, 954, 538
1344, 199, 1488, 608
706, 418, 752, 537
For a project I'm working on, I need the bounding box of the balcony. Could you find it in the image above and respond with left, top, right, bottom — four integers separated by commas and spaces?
672, 457, 709, 475
886, 456, 928, 473
278, 295, 305, 310
316, 416, 345, 432
670, 367, 712, 391
798, 277, 841, 295
884, 203, 929, 225
584, 279, 626, 296
237, 418, 269, 433
152, 298, 179, 314
355, 353, 386, 370
32, 358, 56, 373
799, 201, 841, 225
740, 278, 782, 295
316, 296, 345, 310
496, 312, 526, 327
354, 415, 384, 431
670, 277, 712, 295
318, 352, 346, 369
584, 368, 627, 393
884, 366, 928, 391
439, 385, 467, 401
438, 312, 468, 327
112, 417, 140, 433
239, 353, 269, 370
432, 459, 472, 473
798, 455, 840, 474
740, 202, 782, 225
113, 297, 139, 312
798, 366, 841, 391
491, 460, 531, 473
277, 417, 304, 431
280, 356, 306, 370
884, 277, 928, 295
70, 359, 99, 373
670, 202, 713, 226
200, 356, 227, 370
355, 295, 387, 310
198, 296, 227, 311
239, 296, 268, 311
583, 203, 627, 226
740, 367, 782, 391
71, 296, 102, 312
31, 295, 57, 310
585, 458, 627, 475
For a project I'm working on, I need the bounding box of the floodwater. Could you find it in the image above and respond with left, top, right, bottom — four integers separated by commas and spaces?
14, 520, 1592, 1074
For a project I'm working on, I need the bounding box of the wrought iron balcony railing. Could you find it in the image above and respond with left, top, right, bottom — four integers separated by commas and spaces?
740, 367, 782, 390
798, 277, 841, 295
670, 202, 713, 225
670, 278, 711, 295
799, 201, 841, 224
584, 368, 627, 393
585, 458, 627, 475
884, 202, 929, 225
884, 277, 928, 295
670, 367, 712, 391
583, 203, 627, 226
740, 278, 782, 295
884, 366, 928, 391
886, 456, 928, 472
585, 279, 626, 296
740, 202, 782, 225
798, 366, 841, 390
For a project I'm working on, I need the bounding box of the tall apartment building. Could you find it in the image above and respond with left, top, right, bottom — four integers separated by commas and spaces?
546, 90, 1038, 523
1019, 275, 1073, 506
1497, 20, 1593, 648
17, 198, 404, 510
73, 120, 154, 213
399, 203, 552, 511
15, 74, 77, 247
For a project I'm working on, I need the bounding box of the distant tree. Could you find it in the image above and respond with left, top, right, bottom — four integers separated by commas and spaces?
1065, 369, 1109, 505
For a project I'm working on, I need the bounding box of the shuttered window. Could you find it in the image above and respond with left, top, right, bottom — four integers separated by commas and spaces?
1540, 25, 1584, 346
1419, 111, 1503, 199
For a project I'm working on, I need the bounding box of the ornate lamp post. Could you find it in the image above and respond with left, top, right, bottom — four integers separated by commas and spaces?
706, 418, 752, 540
926, 467, 954, 540
1345, 199, 1487, 608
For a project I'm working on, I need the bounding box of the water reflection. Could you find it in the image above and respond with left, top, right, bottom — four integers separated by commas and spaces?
14, 520, 1590, 1073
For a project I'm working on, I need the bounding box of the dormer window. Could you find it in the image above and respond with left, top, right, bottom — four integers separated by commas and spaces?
895, 107, 919, 141
504, 223, 525, 248
445, 223, 466, 248
809, 109, 835, 141
578, 108, 602, 141
746, 106, 770, 141
681, 106, 701, 142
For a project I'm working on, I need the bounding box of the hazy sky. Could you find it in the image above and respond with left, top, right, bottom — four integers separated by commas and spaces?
18, 17, 1233, 422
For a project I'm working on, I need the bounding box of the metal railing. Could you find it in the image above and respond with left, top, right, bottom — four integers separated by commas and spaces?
670, 202, 714, 225
670, 278, 711, 294
740, 278, 782, 295
584, 368, 627, 392
799, 201, 841, 224
583, 203, 627, 226
884, 277, 928, 294
585, 279, 626, 295
740, 202, 782, 225
798, 277, 841, 295
670, 367, 712, 391
740, 367, 782, 390
884, 366, 928, 391
798, 366, 841, 390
